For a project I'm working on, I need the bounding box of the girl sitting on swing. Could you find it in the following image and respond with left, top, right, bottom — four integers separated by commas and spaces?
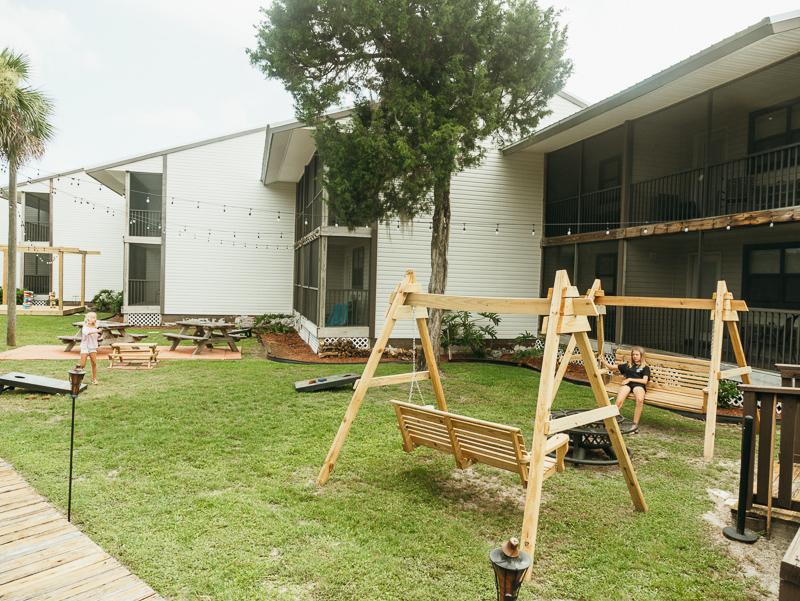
601, 346, 650, 428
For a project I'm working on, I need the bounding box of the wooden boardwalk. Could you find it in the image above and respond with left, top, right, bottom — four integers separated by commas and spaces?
0, 459, 165, 600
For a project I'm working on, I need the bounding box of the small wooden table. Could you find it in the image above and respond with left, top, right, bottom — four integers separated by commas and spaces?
58, 320, 148, 352
109, 343, 159, 368
163, 320, 241, 355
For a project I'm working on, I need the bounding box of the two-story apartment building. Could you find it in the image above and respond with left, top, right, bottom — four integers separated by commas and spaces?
505, 10, 800, 370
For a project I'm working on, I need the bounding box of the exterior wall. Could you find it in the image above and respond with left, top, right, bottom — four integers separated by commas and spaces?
536, 93, 587, 131
112, 157, 163, 174
376, 148, 542, 340
163, 131, 295, 315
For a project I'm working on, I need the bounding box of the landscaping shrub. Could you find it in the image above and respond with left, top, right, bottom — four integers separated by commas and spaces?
514, 330, 544, 360
440, 310, 500, 358
718, 379, 741, 409
0, 288, 25, 305
91, 289, 123, 314
253, 312, 295, 334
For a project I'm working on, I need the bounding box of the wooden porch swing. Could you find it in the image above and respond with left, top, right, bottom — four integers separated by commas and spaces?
317, 269, 648, 571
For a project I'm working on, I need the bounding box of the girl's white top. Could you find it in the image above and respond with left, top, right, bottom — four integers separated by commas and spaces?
81, 325, 100, 351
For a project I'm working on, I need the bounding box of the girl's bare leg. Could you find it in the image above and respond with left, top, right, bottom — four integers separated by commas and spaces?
632, 387, 646, 424
89, 353, 98, 384
616, 385, 632, 411
78, 353, 88, 370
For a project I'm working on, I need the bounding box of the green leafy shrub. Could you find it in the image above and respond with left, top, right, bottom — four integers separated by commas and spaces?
0, 288, 25, 305
254, 313, 295, 334
718, 379, 741, 409
513, 331, 543, 360
91, 290, 123, 314
441, 310, 500, 358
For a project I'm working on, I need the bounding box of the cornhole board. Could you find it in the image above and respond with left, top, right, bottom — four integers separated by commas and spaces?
295, 372, 360, 392
0, 372, 88, 395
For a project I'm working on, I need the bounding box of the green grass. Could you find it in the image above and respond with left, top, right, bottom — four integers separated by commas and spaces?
0, 316, 765, 600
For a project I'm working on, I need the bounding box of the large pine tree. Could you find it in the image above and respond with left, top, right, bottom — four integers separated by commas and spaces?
249, 0, 571, 361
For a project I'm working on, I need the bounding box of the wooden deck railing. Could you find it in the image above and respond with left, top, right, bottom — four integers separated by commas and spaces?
740, 372, 800, 515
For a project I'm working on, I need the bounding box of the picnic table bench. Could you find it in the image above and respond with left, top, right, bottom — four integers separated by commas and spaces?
164, 320, 240, 355
58, 321, 147, 352
109, 343, 159, 368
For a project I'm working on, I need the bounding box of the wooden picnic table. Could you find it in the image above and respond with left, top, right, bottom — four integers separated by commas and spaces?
58, 320, 148, 352
163, 320, 242, 355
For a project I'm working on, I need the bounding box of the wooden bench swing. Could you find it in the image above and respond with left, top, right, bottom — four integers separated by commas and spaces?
317, 269, 648, 575
582, 279, 753, 459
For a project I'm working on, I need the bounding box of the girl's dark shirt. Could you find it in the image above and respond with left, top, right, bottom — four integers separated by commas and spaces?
617, 363, 650, 385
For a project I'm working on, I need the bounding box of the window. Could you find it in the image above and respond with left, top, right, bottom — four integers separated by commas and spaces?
743, 243, 800, 309
749, 99, 800, 154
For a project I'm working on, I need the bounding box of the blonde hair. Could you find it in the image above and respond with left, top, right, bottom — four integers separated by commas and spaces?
84, 312, 98, 327
629, 346, 647, 368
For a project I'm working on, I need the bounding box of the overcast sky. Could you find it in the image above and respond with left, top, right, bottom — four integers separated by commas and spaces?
2, 0, 800, 177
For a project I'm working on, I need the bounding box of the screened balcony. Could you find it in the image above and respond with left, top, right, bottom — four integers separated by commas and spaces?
24, 193, 49, 243
129, 173, 162, 237
127, 243, 161, 306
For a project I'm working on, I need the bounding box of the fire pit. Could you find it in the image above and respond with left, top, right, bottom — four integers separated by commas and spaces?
549, 408, 637, 466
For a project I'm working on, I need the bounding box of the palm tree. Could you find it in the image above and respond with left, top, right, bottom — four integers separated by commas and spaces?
0, 48, 55, 345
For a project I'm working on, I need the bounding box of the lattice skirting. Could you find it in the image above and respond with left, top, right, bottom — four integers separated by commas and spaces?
322, 337, 370, 350
125, 313, 162, 327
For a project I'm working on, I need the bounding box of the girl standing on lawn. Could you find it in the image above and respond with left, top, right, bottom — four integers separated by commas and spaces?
77, 312, 102, 384
601, 346, 650, 427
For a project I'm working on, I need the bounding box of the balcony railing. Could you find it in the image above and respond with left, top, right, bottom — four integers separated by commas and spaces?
128, 279, 160, 306
24, 221, 49, 242
129, 210, 162, 237
544, 188, 621, 238
545, 142, 800, 237
324, 288, 369, 327
614, 306, 800, 371
630, 168, 704, 226
23, 274, 50, 295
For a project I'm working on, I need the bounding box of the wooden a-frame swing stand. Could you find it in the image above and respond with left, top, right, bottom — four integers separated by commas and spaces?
317, 269, 650, 571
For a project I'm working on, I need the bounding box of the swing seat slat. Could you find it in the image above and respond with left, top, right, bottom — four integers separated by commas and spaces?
391, 400, 568, 487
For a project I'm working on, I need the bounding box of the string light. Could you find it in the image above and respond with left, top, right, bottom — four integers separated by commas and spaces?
531, 224, 535, 235
770, 218, 774, 227
495, 224, 499, 235
726, 220, 731, 230
643, 222, 648, 234
463, 223, 466, 233
277, 211, 281, 221
567, 227, 571, 236
684, 224, 689, 232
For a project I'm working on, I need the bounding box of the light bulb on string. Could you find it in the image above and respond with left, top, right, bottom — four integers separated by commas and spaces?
726, 220, 731, 230
277, 211, 281, 221
463, 223, 466, 233
495, 224, 499, 235
684, 225, 689, 232
396, 220, 400, 230
643, 222, 648, 234
770, 218, 774, 227
249, 208, 252, 216
429, 222, 432, 231
567, 226, 571, 236
606, 223, 610, 235
146, 196, 150, 204
531, 224, 535, 236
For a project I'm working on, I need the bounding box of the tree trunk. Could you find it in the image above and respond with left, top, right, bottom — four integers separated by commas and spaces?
419, 177, 451, 370
7, 162, 17, 346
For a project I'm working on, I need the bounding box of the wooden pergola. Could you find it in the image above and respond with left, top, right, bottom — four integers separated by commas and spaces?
0, 245, 101, 316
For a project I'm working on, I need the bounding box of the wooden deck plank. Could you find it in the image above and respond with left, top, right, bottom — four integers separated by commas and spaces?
0, 460, 165, 601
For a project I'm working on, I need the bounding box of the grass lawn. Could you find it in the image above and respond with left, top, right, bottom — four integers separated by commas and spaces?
0, 315, 765, 600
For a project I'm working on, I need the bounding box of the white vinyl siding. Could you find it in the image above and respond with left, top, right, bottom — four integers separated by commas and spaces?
376, 148, 543, 340
163, 131, 295, 315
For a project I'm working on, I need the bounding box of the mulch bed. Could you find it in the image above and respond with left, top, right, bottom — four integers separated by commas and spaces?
260, 333, 748, 418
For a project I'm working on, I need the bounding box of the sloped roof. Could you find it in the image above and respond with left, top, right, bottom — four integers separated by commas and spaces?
504, 10, 800, 155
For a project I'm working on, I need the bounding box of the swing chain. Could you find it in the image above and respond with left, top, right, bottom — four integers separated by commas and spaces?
408, 305, 425, 404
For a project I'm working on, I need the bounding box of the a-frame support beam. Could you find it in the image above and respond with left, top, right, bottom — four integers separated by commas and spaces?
521, 272, 646, 579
